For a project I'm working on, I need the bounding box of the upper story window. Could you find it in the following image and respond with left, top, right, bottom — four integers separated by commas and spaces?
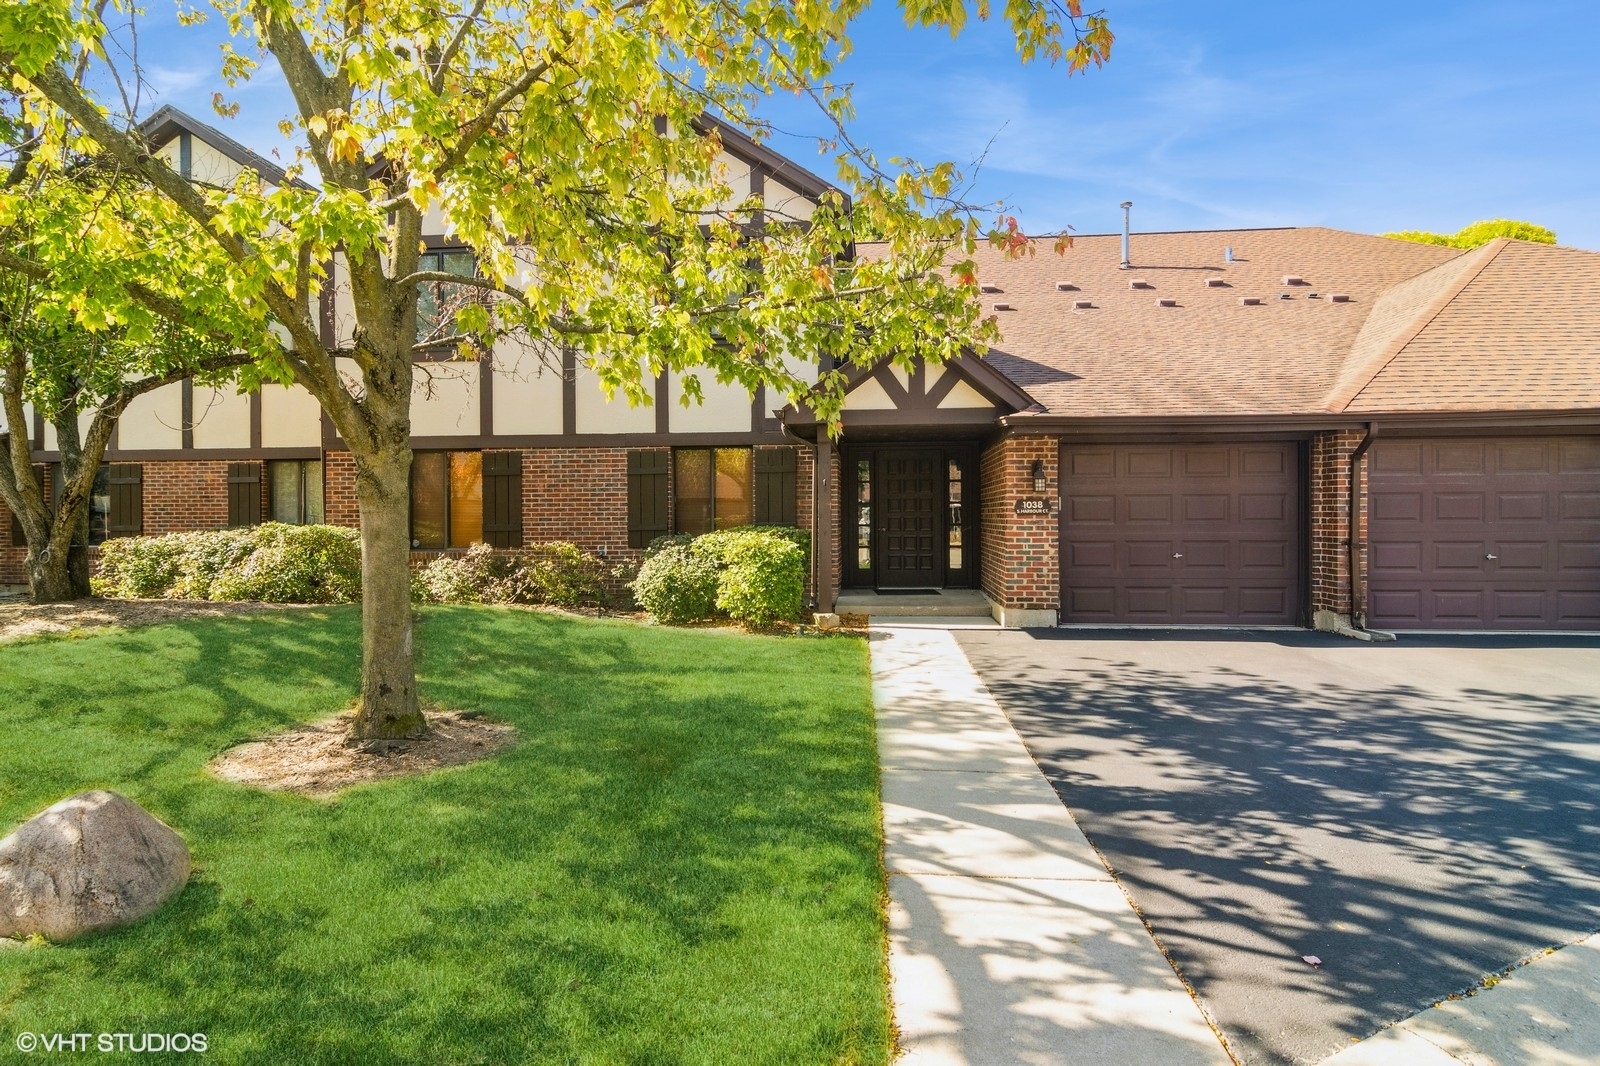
415, 249, 476, 346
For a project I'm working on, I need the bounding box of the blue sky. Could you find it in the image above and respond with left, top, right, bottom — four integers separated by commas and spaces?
132, 1, 1600, 248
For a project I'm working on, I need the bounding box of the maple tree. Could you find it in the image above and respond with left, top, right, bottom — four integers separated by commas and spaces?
0, 0, 1112, 740
0, 92, 258, 601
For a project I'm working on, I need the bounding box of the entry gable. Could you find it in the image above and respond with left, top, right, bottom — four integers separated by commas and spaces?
816, 352, 1038, 429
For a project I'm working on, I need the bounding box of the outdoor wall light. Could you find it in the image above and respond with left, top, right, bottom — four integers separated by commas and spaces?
1030, 460, 1047, 494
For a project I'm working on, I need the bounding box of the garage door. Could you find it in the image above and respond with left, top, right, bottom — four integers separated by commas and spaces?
1369, 437, 1600, 630
1061, 443, 1302, 624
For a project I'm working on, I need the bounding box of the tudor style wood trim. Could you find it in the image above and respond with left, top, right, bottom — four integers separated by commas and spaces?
33, 447, 325, 463
562, 345, 577, 436
181, 379, 195, 450
479, 351, 494, 437
654, 369, 669, 434
397, 430, 793, 451
250, 390, 264, 449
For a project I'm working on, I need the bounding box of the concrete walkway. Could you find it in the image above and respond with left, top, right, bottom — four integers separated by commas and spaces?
870, 623, 1231, 1065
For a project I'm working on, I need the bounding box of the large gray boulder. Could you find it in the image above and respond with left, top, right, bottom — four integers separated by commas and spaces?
0, 790, 190, 942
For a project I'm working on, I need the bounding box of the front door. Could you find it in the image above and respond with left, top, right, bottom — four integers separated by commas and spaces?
877, 449, 944, 588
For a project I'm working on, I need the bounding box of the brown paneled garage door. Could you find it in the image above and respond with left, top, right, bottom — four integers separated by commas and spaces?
1061, 443, 1302, 625
1369, 437, 1600, 630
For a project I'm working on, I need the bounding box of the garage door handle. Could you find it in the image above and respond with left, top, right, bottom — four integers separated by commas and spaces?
1486, 554, 1498, 560
1173, 553, 1184, 559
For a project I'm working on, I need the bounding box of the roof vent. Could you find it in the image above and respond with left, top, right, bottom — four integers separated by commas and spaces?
1129, 279, 1151, 289
1055, 282, 1079, 291
1239, 296, 1263, 306
1225, 246, 1235, 262
1073, 300, 1095, 310
1282, 275, 1306, 286
980, 284, 1003, 294
1157, 298, 1178, 308
1278, 292, 1293, 300
1307, 292, 1321, 299
992, 302, 1014, 311
1204, 277, 1228, 288
1329, 293, 1351, 303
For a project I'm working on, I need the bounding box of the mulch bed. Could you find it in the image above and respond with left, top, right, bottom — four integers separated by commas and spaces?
209, 709, 517, 798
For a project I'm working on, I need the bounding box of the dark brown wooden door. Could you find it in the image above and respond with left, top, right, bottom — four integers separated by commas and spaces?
877, 449, 943, 588
1369, 437, 1600, 630
1061, 443, 1302, 624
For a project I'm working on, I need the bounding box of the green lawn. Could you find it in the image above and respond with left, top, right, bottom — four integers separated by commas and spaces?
0, 606, 888, 1065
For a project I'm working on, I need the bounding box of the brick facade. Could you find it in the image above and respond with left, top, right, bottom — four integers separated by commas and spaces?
141, 461, 236, 535
979, 435, 1059, 617
323, 451, 360, 529
1308, 429, 1368, 627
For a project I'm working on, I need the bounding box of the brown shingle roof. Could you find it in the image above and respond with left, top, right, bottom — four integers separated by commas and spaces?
863, 226, 1599, 418
1344, 239, 1600, 412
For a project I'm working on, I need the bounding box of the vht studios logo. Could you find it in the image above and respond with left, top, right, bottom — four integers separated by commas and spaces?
14, 1032, 208, 1053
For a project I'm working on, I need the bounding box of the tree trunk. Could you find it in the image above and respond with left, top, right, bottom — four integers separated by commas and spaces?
349, 445, 426, 741
24, 547, 83, 602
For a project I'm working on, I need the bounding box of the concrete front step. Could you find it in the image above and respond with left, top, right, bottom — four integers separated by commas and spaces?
834, 590, 993, 618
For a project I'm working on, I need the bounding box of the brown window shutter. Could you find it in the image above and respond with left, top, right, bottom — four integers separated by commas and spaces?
107, 463, 142, 536
627, 450, 669, 549
753, 447, 797, 527
227, 462, 262, 527
481, 451, 523, 548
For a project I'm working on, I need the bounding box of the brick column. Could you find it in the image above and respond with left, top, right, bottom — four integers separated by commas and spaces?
979, 435, 1059, 626
323, 450, 360, 529
1309, 430, 1369, 630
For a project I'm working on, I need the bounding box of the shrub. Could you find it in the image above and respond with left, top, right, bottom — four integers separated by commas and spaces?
412, 544, 511, 605
707, 531, 806, 627
643, 532, 694, 560
209, 524, 363, 603
168, 528, 258, 599
631, 544, 720, 624
97, 534, 189, 598
742, 525, 811, 560
99, 524, 362, 604
522, 542, 606, 608
412, 542, 608, 608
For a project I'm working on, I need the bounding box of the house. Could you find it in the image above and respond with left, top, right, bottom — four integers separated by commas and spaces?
783, 228, 1600, 631
3, 109, 1597, 632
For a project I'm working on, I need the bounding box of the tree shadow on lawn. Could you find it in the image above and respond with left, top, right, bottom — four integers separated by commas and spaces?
0, 606, 888, 1066
957, 630, 1600, 1066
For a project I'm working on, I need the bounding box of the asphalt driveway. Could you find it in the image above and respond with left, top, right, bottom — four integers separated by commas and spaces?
953, 629, 1600, 1065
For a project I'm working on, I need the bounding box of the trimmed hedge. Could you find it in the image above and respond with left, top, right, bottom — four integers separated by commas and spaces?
630, 544, 720, 624
97, 524, 362, 603
632, 525, 809, 628
412, 541, 609, 609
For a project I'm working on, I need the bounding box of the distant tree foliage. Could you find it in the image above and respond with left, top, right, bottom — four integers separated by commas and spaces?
1385, 219, 1557, 248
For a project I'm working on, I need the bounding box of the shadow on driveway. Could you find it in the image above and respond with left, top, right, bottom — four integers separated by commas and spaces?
954, 629, 1600, 1065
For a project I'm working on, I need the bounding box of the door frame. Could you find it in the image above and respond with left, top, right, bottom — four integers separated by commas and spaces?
841, 441, 980, 590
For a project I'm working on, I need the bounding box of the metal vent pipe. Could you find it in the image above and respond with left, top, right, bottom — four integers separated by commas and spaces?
1119, 201, 1132, 268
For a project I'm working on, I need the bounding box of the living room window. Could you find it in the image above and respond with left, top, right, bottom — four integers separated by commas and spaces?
268, 460, 324, 524
675, 448, 753, 535
411, 451, 482, 548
